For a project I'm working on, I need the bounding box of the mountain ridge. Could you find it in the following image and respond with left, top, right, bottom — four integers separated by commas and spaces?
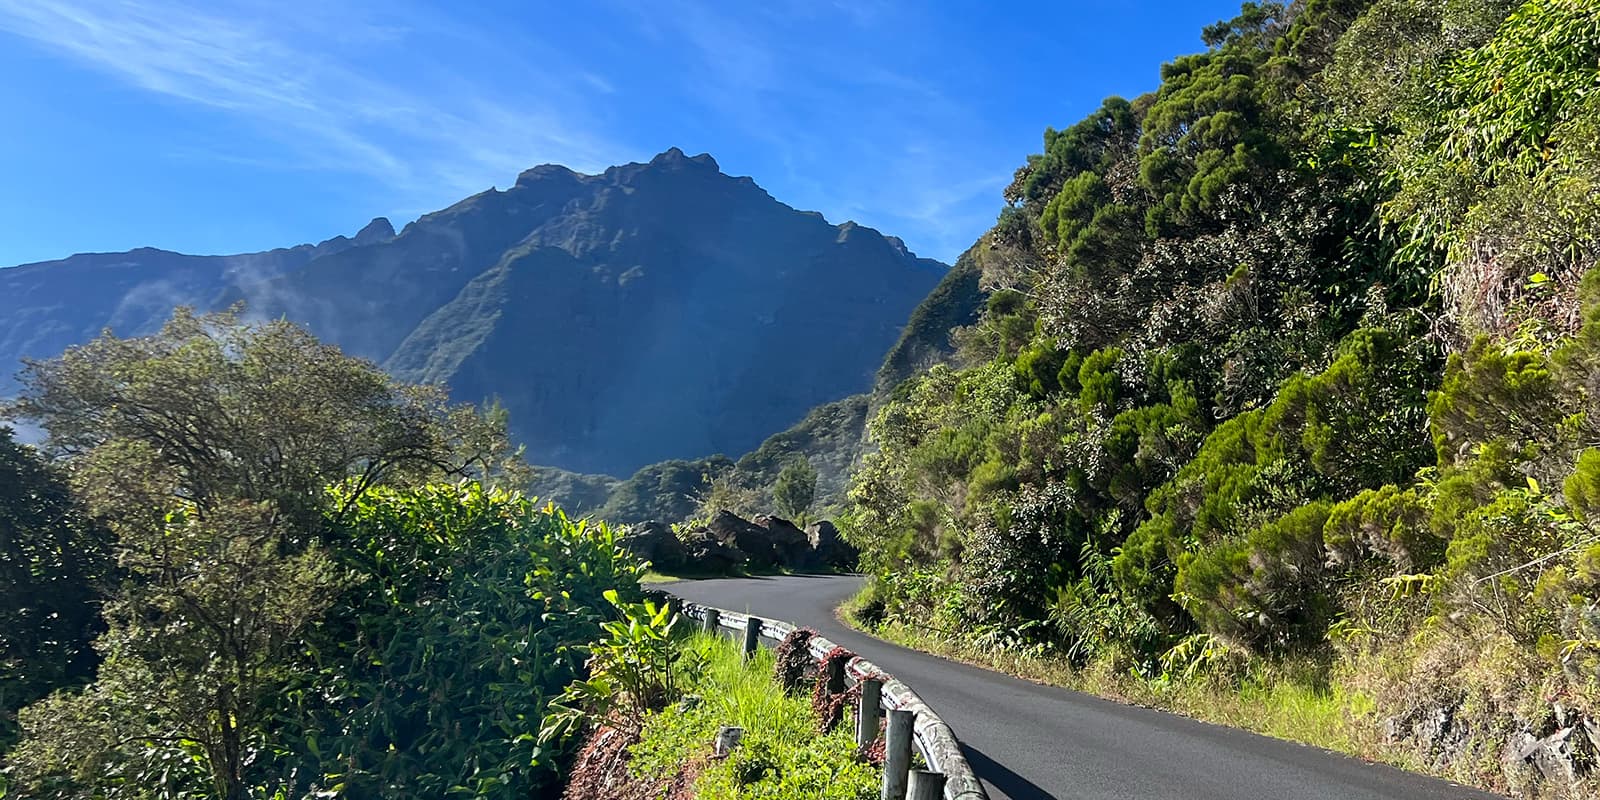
0, 149, 945, 476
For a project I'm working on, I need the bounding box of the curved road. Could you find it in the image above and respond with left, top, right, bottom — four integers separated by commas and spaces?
664, 574, 1500, 800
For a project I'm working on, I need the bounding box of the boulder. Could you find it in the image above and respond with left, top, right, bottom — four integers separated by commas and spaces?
707, 510, 781, 568
754, 514, 813, 567
618, 520, 688, 571
681, 527, 747, 572
806, 520, 858, 570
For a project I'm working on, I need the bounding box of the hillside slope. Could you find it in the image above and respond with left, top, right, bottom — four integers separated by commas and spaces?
839, 1, 1600, 796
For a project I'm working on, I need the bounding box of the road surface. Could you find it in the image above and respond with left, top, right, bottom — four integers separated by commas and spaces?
664, 574, 1501, 800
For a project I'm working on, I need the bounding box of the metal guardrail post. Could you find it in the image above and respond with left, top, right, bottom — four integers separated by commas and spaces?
742, 616, 761, 660
882, 708, 914, 800
703, 607, 720, 635
857, 677, 884, 750
908, 770, 946, 800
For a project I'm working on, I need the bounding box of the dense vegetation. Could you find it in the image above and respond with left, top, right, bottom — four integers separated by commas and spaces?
546, 608, 881, 800
843, 0, 1600, 794
0, 311, 643, 799
529, 396, 875, 527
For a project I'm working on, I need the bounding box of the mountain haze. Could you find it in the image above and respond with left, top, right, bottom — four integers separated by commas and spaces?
0, 149, 944, 475
0, 219, 395, 398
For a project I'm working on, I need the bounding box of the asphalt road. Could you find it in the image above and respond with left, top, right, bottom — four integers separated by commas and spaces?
664, 574, 1502, 800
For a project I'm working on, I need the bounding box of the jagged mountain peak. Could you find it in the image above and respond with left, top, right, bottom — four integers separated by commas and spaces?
353, 217, 395, 245
648, 147, 720, 171
514, 162, 582, 187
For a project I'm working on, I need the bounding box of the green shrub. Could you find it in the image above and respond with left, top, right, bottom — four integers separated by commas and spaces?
280, 484, 644, 799
541, 592, 687, 743
1323, 484, 1438, 571
1176, 502, 1337, 652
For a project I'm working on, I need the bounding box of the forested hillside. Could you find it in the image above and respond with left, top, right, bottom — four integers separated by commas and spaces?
841, 1, 1600, 795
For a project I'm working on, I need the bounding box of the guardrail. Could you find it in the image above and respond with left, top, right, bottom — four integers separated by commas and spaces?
679, 602, 987, 800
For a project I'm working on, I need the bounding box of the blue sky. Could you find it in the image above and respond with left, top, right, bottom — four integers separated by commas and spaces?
0, 0, 1244, 267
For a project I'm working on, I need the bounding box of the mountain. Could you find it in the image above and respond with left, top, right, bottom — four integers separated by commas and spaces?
0, 149, 944, 476
529, 247, 986, 523
0, 220, 394, 397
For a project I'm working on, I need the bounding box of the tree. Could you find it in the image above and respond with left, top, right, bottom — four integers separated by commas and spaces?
6, 502, 338, 800
0, 427, 113, 753
276, 485, 643, 800
773, 457, 818, 523
1, 309, 527, 799
7, 307, 524, 534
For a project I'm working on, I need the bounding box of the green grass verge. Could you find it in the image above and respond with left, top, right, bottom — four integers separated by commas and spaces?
628, 632, 880, 798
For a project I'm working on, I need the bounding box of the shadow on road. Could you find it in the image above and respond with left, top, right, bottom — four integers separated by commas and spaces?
962, 744, 1057, 800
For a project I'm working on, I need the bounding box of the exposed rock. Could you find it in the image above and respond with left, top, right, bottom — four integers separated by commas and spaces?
1384, 699, 1471, 772
753, 514, 812, 566
681, 528, 745, 572
353, 216, 396, 245
1509, 727, 1579, 786
714, 725, 744, 757
806, 520, 858, 570
1503, 707, 1596, 793
674, 511, 858, 572
618, 520, 687, 571
707, 510, 781, 568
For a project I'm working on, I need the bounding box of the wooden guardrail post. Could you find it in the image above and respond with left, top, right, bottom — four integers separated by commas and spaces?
907, 770, 945, 800
703, 608, 720, 635
856, 678, 883, 750
742, 616, 761, 660
882, 708, 914, 800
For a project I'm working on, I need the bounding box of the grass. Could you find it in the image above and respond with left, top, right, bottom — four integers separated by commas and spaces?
626, 632, 880, 799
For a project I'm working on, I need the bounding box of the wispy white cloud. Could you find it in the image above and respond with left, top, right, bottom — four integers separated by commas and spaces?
0, 0, 625, 203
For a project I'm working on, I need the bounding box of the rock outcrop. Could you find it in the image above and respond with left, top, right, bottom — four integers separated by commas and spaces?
753, 514, 812, 566
707, 511, 782, 568
806, 520, 859, 570
617, 511, 856, 574
617, 520, 688, 571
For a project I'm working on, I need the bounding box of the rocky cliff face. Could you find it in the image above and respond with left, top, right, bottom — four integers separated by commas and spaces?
0, 149, 944, 476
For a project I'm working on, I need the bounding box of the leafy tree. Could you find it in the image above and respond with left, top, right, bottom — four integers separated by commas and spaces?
773, 457, 818, 523
7, 306, 524, 536
5, 484, 641, 800
6, 502, 338, 800
598, 455, 735, 524
0, 427, 113, 753
1, 310, 529, 799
